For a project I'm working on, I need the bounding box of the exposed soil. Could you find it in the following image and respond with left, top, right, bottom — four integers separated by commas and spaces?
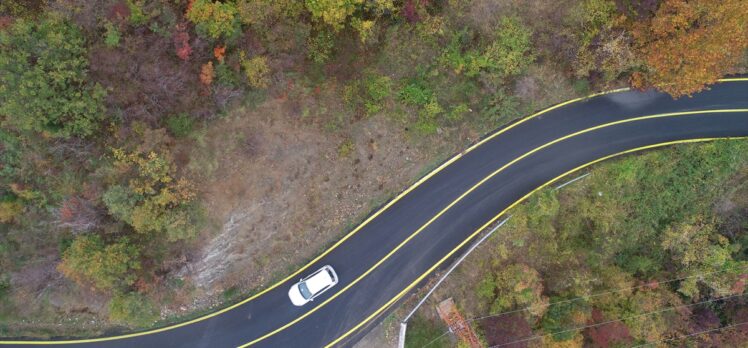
172, 97, 471, 306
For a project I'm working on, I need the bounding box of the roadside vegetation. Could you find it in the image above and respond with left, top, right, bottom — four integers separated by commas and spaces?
0, 0, 746, 338
404, 140, 748, 347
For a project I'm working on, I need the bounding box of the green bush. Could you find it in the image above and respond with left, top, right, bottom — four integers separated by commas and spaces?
165, 113, 195, 138
363, 74, 392, 114
109, 292, 159, 327
337, 138, 355, 157
103, 21, 121, 48
481, 87, 521, 126
215, 63, 241, 88
569, 0, 617, 45
540, 299, 589, 341
126, 0, 151, 27
438, 18, 533, 79
481, 16, 534, 78
58, 235, 141, 291
307, 30, 335, 64
398, 81, 434, 106
0, 274, 9, 299
0, 17, 107, 138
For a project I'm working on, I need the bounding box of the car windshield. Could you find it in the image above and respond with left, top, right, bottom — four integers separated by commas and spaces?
298, 282, 313, 300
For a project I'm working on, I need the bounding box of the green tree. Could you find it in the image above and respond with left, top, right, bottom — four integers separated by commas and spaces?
108, 292, 159, 327
186, 0, 240, 40
477, 263, 549, 318
569, 0, 617, 46
103, 148, 199, 241
540, 299, 589, 341
568, 0, 636, 81
305, 0, 363, 30
0, 17, 106, 138
661, 218, 747, 299
58, 235, 141, 291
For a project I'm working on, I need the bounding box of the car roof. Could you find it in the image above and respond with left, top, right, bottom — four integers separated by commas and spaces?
305, 268, 334, 295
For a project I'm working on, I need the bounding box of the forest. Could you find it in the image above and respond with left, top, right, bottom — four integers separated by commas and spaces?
0, 0, 747, 342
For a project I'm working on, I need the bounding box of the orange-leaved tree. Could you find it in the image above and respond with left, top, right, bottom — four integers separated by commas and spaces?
629, 0, 748, 97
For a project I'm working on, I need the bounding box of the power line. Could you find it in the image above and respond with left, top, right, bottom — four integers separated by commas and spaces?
420, 329, 451, 348
487, 292, 747, 348
419, 266, 748, 347
631, 320, 748, 348
468, 265, 748, 323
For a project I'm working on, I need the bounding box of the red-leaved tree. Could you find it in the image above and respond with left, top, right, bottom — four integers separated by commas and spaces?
174, 24, 192, 61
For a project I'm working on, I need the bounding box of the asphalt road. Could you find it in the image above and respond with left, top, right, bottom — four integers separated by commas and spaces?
2, 79, 747, 348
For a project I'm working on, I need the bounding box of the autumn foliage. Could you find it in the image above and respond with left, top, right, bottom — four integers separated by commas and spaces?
200, 61, 214, 86
173, 24, 192, 61
213, 45, 226, 63
630, 0, 748, 97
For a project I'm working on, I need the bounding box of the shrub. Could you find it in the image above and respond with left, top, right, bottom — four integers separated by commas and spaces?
398, 81, 434, 106
0, 195, 22, 223
481, 16, 534, 78
569, 0, 617, 46
0, 274, 8, 298
363, 74, 392, 114
481, 87, 521, 126
0, 17, 107, 138
337, 138, 355, 157
165, 113, 194, 138
58, 235, 141, 291
214, 63, 241, 87
240, 53, 270, 89
200, 61, 214, 86
307, 30, 335, 64
447, 103, 470, 122
478, 264, 549, 318
103, 21, 121, 48
108, 292, 159, 327
173, 25, 192, 61
126, 0, 150, 26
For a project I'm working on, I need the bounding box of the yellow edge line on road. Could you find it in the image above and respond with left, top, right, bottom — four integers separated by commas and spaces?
324, 135, 748, 347
1, 78, 744, 345
236, 109, 748, 347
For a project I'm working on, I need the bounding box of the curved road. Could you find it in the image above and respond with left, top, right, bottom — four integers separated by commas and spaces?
2, 79, 748, 348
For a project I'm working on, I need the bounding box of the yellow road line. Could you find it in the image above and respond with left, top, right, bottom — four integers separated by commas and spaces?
2, 79, 744, 345
237, 109, 748, 347
324, 135, 748, 347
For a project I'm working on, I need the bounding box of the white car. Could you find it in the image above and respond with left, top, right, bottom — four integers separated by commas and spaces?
288, 265, 339, 306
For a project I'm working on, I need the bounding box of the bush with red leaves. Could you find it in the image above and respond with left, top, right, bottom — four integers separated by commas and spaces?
174, 24, 192, 61
584, 309, 633, 348
57, 197, 101, 233
402, 0, 430, 23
